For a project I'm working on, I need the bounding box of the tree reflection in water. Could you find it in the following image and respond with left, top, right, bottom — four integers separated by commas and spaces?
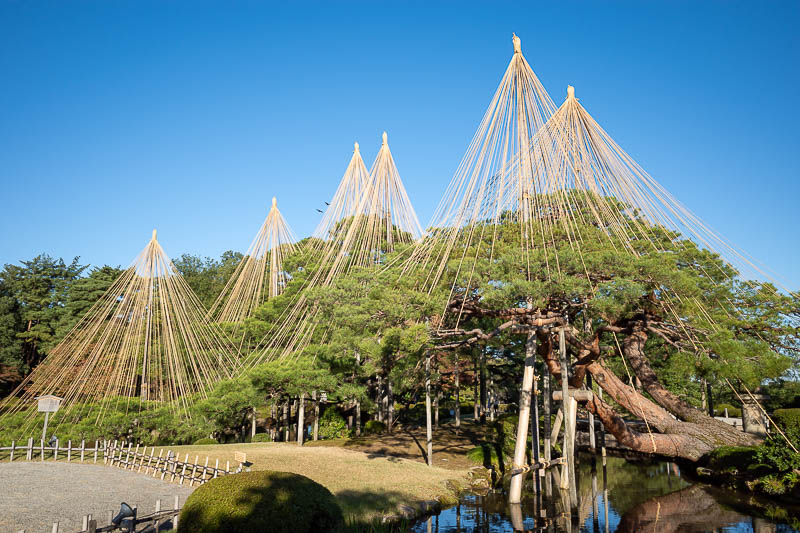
411, 455, 797, 532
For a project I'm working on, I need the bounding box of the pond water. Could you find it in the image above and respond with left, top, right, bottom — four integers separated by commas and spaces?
411, 455, 799, 532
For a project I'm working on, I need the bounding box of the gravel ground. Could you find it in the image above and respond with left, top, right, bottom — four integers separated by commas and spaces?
0, 462, 195, 533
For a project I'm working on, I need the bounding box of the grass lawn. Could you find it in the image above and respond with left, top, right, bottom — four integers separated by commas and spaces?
154, 441, 468, 522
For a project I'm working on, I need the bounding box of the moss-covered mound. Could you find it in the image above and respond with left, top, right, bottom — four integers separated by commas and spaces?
177, 470, 344, 533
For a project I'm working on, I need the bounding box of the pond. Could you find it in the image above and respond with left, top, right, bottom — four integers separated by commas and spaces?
411, 455, 799, 532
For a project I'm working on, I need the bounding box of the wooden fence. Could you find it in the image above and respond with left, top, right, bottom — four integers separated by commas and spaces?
0, 438, 236, 487
15, 495, 183, 533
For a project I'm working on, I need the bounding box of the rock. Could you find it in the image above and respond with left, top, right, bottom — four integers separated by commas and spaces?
696, 467, 713, 477
396, 504, 416, 519
381, 514, 401, 524
418, 500, 441, 514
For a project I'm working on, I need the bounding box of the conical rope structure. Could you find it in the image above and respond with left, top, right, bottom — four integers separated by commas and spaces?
208, 197, 296, 332
309, 142, 371, 250
404, 34, 796, 337
247, 133, 422, 365
0, 230, 240, 429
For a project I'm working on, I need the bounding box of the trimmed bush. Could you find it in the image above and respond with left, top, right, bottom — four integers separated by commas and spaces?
714, 403, 742, 418
177, 470, 343, 533
363, 420, 386, 435
318, 408, 350, 440
708, 446, 758, 472
193, 438, 217, 445
251, 433, 271, 443
773, 408, 800, 434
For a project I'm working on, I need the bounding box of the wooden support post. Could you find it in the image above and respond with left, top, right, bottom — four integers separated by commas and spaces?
40, 439, 44, 462
454, 352, 461, 430
67, 440, 72, 462
214, 458, 219, 478
543, 370, 552, 465
27, 438, 33, 461
80, 440, 85, 462
586, 374, 597, 454
53, 438, 58, 461
251, 408, 257, 438
283, 400, 289, 442
532, 366, 542, 491
434, 388, 440, 429
425, 352, 433, 466
312, 391, 319, 441
551, 408, 563, 444
9, 440, 14, 462
355, 400, 361, 437
559, 328, 570, 491
297, 392, 306, 445
51, 521, 58, 533
509, 330, 536, 504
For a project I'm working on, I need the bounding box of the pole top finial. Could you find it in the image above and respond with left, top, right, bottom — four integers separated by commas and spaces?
272, 196, 277, 208
152, 229, 157, 241
382, 131, 388, 145
567, 85, 575, 99
512, 33, 522, 54
354, 141, 359, 152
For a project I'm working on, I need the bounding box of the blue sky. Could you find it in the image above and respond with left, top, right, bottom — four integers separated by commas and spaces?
1, 1, 798, 289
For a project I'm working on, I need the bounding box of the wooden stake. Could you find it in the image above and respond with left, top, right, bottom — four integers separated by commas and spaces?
509, 330, 536, 504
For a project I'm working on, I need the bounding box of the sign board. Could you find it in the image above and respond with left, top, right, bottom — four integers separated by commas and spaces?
36, 395, 63, 413
235, 451, 247, 464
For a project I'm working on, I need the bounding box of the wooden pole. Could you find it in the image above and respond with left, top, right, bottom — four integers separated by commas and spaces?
454, 351, 461, 430
355, 400, 361, 436
297, 392, 306, 445
283, 400, 289, 442
251, 408, 256, 438
559, 328, 570, 491
586, 374, 597, 454
509, 330, 536, 504
312, 392, 319, 441
425, 352, 433, 466
531, 364, 541, 493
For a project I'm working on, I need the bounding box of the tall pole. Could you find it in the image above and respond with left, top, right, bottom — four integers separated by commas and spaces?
425, 353, 433, 466
312, 391, 319, 441
531, 362, 541, 493
559, 327, 571, 491
297, 392, 305, 445
509, 330, 537, 503
454, 352, 461, 430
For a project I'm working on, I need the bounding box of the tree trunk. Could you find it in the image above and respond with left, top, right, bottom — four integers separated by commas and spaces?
387, 377, 394, 433
356, 400, 362, 436
473, 350, 480, 421
622, 329, 755, 446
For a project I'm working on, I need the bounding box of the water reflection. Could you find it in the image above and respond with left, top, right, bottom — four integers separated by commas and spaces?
411, 456, 798, 532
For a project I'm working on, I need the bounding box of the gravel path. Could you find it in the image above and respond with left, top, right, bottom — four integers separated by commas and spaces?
0, 462, 195, 533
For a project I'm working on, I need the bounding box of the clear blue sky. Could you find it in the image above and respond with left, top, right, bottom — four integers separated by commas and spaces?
1, 1, 798, 289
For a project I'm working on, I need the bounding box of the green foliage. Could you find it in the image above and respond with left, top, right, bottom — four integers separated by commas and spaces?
755, 409, 800, 472
708, 446, 759, 472
177, 470, 343, 533
467, 443, 505, 469
318, 408, 350, 440
173, 251, 242, 309
193, 438, 217, 445
0, 254, 88, 373
363, 420, 386, 435
251, 434, 271, 443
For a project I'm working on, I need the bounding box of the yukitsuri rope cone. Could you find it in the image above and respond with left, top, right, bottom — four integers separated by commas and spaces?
0, 230, 240, 429
398, 34, 796, 471
208, 197, 296, 332
248, 133, 423, 365
309, 142, 371, 251
404, 34, 795, 325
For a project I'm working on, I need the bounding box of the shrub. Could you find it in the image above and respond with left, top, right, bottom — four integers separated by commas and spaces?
714, 403, 742, 418
755, 408, 800, 472
363, 420, 386, 435
251, 434, 271, 443
177, 470, 343, 533
318, 408, 350, 440
193, 438, 217, 445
